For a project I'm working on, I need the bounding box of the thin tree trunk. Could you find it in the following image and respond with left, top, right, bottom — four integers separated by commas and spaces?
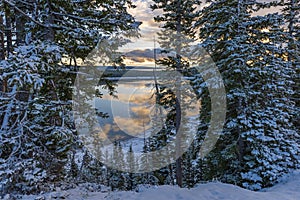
0, 15, 5, 60
4, 3, 12, 55
45, 0, 54, 41
0, 15, 5, 93
175, 0, 183, 188
1, 3, 12, 93
236, 0, 245, 163
1, 85, 17, 130
4, 3, 12, 57
15, 0, 26, 45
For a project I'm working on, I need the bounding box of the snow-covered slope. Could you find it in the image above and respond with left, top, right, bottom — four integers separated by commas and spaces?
16, 171, 300, 200
111, 173, 300, 200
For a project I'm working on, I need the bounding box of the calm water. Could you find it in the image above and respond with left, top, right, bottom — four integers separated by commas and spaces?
95, 79, 159, 141
93, 68, 200, 143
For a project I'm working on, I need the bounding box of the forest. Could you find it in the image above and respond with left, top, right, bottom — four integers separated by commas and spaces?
0, 0, 299, 197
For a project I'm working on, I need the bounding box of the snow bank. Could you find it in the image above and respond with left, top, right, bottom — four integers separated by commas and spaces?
14, 171, 300, 200
111, 178, 299, 200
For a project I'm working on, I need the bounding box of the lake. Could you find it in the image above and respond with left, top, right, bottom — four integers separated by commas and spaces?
95, 79, 160, 142
89, 67, 200, 151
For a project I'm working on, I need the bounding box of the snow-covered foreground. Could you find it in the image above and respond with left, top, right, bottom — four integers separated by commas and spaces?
18, 171, 299, 200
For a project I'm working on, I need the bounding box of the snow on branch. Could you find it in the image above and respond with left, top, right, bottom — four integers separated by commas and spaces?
3, 0, 47, 28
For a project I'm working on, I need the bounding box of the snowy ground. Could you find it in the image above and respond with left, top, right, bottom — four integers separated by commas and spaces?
11, 170, 300, 200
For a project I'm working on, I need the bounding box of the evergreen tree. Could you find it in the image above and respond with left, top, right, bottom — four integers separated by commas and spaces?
137, 138, 160, 186
280, 0, 300, 132
0, 41, 73, 193
109, 141, 126, 191
0, 0, 140, 194
125, 144, 138, 190
150, 0, 201, 187
195, 0, 300, 190
182, 145, 196, 188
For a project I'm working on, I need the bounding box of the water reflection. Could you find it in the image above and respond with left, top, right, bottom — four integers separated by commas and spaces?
95, 79, 201, 143
95, 80, 160, 141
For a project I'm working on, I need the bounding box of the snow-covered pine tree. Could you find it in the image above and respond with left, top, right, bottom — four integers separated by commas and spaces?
125, 144, 138, 190
194, 0, 254, 185
280, 0, 300, 133
280, 0, 300, 63
238, 2, 299, 189
109, 141, 126, 191
241, 11, 300, 190
150, 0, 201, 187
0, 41, 71, 194
138, 138, 159, 186
195, 0, 300, 190
182, 143, 196, 188
0, 0, 140, 194
13, 0, 139, 65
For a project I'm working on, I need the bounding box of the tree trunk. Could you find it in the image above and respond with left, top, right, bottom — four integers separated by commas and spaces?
4, 3, 12, 55
45, 0, 54, 41
0, 15, 5, 93
15, 0, 26, 45
1, 3, 12, 93
175, 0, 183, 188
0, 15, 4, 60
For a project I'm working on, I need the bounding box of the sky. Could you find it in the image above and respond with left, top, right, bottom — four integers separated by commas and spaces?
120, 0, 281, 66
123, 0, 161, 50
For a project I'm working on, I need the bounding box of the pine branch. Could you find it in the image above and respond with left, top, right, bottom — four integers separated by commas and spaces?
3, 0, 47, 28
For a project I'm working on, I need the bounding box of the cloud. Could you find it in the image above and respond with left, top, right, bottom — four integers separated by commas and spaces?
123, 48, 167, 64
127, 0, 161, 49
125, 49, 154, 62
113, 115, 151, 137
127, 0, 282, 46
131, 105, 152, 118
89, 124, 111, 142
102, 90, 155, 105
112, 103, 167, 138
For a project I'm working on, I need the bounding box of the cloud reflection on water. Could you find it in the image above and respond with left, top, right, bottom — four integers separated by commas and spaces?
95, 78, 200, 142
